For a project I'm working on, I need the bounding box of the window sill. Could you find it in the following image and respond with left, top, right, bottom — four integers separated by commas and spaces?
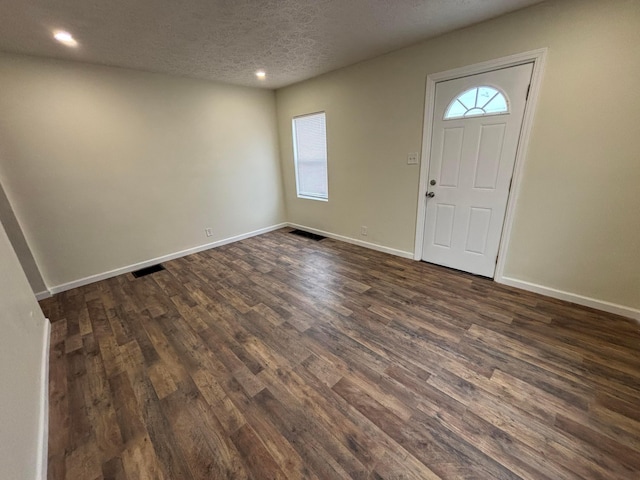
297, 195, 328, 202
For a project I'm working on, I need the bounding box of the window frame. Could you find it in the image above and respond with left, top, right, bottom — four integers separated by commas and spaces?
292, 111, 329, 201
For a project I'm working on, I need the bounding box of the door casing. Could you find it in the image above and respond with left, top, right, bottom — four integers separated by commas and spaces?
413, 48, 547, 282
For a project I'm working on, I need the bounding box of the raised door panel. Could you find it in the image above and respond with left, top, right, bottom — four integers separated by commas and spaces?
433, 204, 456, 248
439, 127, 464, 187
473, 123, 506, 190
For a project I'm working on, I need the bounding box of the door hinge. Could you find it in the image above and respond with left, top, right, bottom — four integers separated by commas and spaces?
526, 84, 531, 100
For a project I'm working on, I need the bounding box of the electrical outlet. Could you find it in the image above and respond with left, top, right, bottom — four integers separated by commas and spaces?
205, 228, 213, 237
361, 226, 368, 236
407, 152, 419, 165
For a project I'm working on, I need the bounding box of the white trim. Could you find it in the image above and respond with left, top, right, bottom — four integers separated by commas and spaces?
48, 223, 287, 294
414, 49, 548, 273
287, 223, 413, 259
413, 67, 437, 259
498, 277, 640, 322
35, 290, 51, 301
35, 318, 51, 480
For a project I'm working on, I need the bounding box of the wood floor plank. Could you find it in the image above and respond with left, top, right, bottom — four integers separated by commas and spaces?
64, 438, 102, 480
120, 435, 165, 480
83, 348, 123, 460
44, 228, 640, 479
258, 369, 370, 478
65, 349, 92, 451
48, 319, 69, 480
252, 388, 361, 480
146, 362, 177, 400
230, 424, 287, 480
102, 456, 129, 480
242, 401, 321, 480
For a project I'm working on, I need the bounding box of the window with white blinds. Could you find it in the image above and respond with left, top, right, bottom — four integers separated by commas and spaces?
292, 112, 328, 200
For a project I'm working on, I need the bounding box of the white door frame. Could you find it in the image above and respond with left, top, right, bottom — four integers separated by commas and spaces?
413, 48, 547, 281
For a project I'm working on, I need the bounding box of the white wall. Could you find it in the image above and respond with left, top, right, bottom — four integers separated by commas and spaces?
0, 217, 49, 479
0, 53, 285, 290
276, 0, 640, 312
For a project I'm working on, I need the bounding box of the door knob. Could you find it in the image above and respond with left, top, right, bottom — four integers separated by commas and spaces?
426, 191, 435, 198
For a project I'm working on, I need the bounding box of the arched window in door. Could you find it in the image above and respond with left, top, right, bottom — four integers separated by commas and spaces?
444, 86, 509, 120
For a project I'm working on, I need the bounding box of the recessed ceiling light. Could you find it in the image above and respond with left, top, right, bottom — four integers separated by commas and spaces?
53, 31, 78, 47
255, 70, 266, 79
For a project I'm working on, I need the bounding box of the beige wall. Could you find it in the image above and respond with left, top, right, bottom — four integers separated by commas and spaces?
276, 0, 640, 311
0, 54, 285, 289
0, 180, 47, 294
0, 217, 49, 479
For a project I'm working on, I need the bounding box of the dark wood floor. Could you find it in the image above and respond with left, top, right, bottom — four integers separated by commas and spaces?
40, 228, 640, 479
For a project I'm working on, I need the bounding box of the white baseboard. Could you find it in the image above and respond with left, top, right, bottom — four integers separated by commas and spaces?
285, 224, 637, 321
48, 223, 287, 295
35, 318, 51, 480
35, 290, 51, 301
497, 276, 640, 322
40, 220, 638, 323
287, 223, 414, 260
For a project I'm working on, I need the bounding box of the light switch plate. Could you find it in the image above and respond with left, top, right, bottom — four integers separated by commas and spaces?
407, 152, 419, 165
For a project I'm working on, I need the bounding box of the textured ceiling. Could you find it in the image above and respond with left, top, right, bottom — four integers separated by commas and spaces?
0, 0, 545, 89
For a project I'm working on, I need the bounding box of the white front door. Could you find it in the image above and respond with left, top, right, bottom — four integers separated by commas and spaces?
421, 63, 533, 277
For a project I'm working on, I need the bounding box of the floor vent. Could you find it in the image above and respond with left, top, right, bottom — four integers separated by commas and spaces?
132, 264, 166, 278
290, 229, 326, 241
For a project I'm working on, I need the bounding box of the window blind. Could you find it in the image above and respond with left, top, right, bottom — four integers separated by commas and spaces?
293, 112, 328, 200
